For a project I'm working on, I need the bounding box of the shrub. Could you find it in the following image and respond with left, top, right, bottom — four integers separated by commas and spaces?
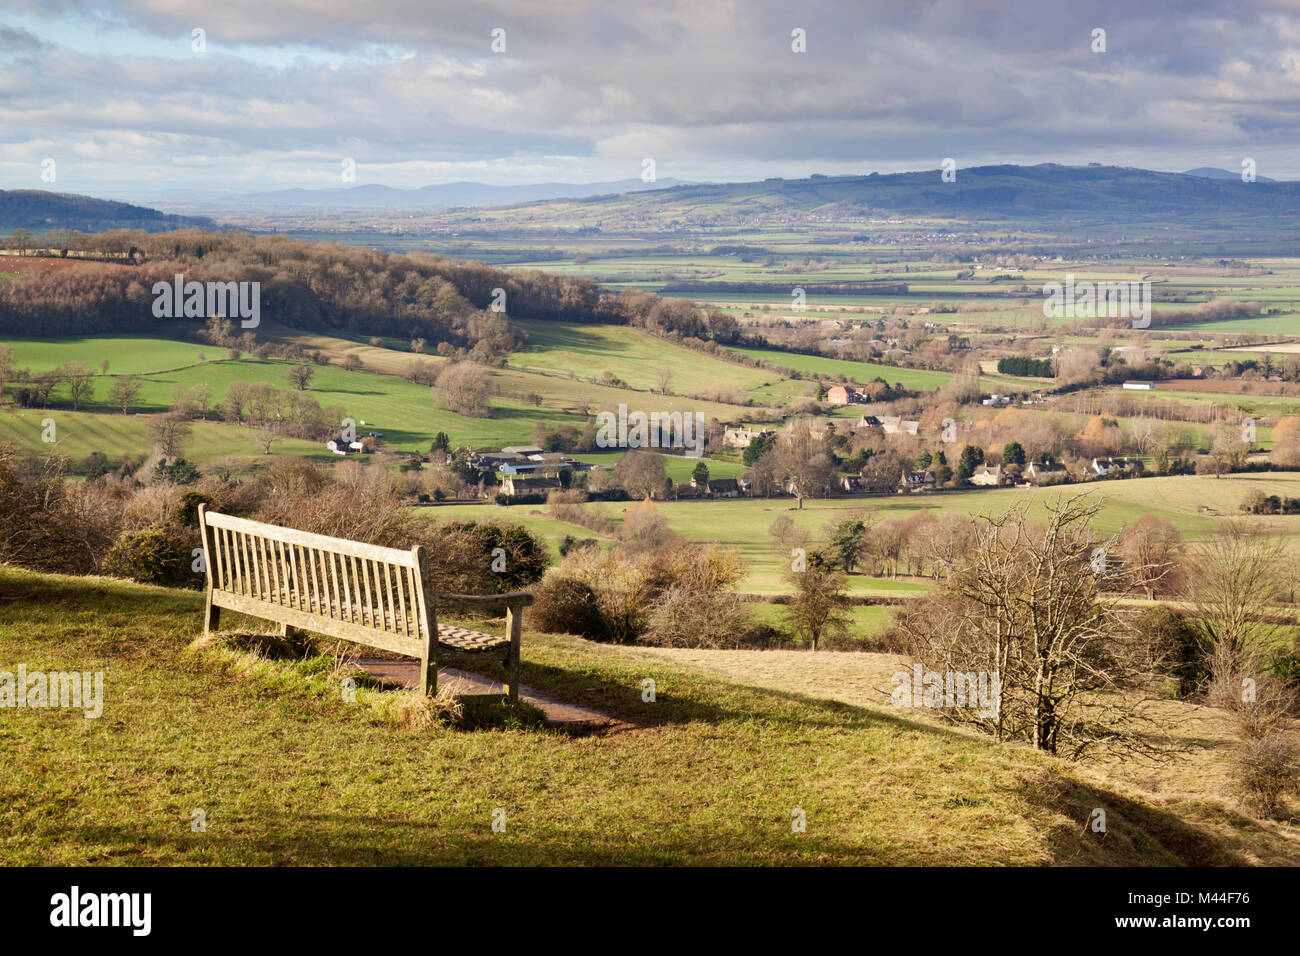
1235, 735, 1299, 818
531, 540, 745, 644
0, 450, 120, 574
528, 574, 608, 640
153, 458, 202, 485
421, 520, 550, 594
1133, 605, 1204, 698
102, 522, 199, 588
641, 586, 754, 648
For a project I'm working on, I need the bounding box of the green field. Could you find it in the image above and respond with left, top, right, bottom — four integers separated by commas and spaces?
0, 408, 328, 463
435, 473, 1300, 597
3, 333, 762, 460
726, 346, 955, 390
4, 334, 212, 375
508, 319, 776, 398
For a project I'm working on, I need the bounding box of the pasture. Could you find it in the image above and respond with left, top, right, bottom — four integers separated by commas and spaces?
432, 473, 1300, 597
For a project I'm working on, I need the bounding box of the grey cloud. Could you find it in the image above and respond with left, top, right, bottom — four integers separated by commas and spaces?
4, 0, 1300, 193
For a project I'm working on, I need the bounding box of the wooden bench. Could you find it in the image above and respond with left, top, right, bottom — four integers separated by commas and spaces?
197, 506, 534, 699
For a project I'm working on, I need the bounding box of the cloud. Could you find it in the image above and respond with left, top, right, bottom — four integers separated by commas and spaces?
3, 0, 1300, 195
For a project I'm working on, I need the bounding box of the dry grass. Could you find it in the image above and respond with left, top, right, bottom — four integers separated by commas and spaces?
603, 643, 1300, 861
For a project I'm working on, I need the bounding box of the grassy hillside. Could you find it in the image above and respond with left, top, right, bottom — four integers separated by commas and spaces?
4, 334, 212, 376
509, 319, 775, 396
0, 407, 328, 463
1, 564, 1289, 865
0, 326, 793, 467
726, 346, 955, 390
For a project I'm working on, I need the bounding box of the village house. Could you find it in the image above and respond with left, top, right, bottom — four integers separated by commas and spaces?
969, 463, 1012, 487
1091, 456, 1136, 477
706, 477, 745, 498
1025, 461, 1069, 484
723, 427, 772, 450
826, 384, 865, 405
897, 471, 936, 494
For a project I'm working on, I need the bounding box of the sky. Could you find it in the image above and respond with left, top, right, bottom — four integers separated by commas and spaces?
3, 0, 1300, 202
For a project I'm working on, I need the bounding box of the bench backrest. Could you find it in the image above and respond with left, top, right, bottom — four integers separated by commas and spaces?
197, 505, 434, 658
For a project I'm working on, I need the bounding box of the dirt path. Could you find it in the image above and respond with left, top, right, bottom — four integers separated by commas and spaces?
356, 657, 619, 731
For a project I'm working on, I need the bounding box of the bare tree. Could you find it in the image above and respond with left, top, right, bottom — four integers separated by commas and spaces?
286, 363, 314, 391
407, 358, 438, 387
190, 382, 212, 420
146, 414, 193, 462
656, 367, 673, 395
782, 559, 851, 651
1119, 515, 1183, 600
1180, 521, 1288, 706
107, 376, 142, 414
61, 361, 94, 410
768, 514, 811, 559
433, 362, 491, 417
613, 449, 668, 500
891, 494, 1175, 759
771, 420, 837, 508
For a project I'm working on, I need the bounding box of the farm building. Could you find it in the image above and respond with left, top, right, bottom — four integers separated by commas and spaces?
1122, 381, 1155, 391
501, 476, 562, 497
880, 416, 920, 436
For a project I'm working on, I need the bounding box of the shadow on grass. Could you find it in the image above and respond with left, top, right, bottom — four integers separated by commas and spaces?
517, 655, 1259, 866
61, 817, 891, 865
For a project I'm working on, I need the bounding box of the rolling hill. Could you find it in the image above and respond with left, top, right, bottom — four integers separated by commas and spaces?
415, 164, 1300, 235
0, 190, 216, 233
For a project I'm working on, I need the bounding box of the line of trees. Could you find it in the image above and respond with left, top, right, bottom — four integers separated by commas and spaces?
0, 229, 749, 351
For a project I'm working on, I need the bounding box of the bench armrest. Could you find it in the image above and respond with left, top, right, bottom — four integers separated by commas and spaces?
429, 589, 536, 611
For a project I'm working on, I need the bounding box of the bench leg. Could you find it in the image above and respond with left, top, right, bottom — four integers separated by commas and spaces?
203, 595, 220, 639
419, 650, 437, 697
504, 605, 522, 703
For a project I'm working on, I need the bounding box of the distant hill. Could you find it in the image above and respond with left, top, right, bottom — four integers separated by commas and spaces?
0, 190, 216, 233
1182, 166, 1278, 184
211, 177, 694, 210
409, 163, 1300, 234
